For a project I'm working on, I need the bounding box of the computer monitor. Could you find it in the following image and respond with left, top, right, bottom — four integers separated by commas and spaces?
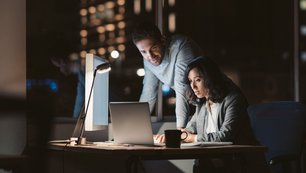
84, 54, 109, 131
71, 54, 109, 140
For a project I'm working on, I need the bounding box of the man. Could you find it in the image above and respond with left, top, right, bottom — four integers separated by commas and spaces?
132, 22, 203, 128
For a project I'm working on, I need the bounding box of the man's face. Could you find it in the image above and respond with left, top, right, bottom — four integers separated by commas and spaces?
135, 38, 164, 66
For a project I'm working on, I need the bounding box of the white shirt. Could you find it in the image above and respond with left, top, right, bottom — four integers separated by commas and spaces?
193, 101, 219, 142
206, 102, 219, 133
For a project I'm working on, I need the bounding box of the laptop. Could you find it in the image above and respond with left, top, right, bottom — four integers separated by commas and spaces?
109, 102, 156, 146
109, 102, 233, 147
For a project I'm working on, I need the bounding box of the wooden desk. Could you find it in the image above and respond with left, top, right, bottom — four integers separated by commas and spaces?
48, 143, 266, 173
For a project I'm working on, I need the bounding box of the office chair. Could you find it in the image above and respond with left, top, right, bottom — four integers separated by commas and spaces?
247, 101, 306, 173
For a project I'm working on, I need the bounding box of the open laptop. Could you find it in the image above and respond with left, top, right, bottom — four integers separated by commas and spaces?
109, 102, 157, 146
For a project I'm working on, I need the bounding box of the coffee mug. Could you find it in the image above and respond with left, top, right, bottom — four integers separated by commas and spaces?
164, 130, 188, 148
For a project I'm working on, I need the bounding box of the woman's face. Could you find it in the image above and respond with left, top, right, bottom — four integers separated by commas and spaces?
188, 68, 209, 99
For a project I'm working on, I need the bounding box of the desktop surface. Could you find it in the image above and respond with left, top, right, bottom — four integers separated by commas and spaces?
48, 142, 266, 157
48, 142, 267, 173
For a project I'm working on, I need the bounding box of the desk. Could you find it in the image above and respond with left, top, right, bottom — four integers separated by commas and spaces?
48, 143, 266, 173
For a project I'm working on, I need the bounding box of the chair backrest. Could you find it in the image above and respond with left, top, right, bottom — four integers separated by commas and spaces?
247, 101, 306, 162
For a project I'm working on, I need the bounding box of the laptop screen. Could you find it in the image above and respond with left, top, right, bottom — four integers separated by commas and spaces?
109, 102, 155, 145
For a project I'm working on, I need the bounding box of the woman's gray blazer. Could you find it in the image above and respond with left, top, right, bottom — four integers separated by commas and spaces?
185, 88, 257, 144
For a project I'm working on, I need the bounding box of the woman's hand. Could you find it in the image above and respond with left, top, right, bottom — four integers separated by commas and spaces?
153, 134, 165, 143
181, 130, 196, 143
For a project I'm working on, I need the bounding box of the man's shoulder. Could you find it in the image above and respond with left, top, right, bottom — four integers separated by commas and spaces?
169, 34, 189, 43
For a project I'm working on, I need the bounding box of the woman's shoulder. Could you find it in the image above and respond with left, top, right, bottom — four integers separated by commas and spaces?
223, 86, 248, 106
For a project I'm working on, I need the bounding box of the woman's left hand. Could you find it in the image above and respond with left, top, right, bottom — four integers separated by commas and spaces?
181, 130, 196, 143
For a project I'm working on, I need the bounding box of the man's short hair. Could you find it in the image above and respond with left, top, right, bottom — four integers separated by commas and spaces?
132, 22, 162, 44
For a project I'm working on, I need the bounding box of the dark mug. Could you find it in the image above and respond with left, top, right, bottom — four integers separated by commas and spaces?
164, 130, 188, 148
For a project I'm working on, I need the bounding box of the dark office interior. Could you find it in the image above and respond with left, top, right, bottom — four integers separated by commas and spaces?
1, 0, 306, 172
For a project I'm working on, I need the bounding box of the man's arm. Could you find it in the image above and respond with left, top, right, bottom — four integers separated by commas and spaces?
173, 36, 203, 128
173, 58, 191, 128
139, 66, 160, 113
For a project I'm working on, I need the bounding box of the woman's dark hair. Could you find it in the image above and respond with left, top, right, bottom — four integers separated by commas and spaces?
132, 22, 162, 44
185, 56, 229, 104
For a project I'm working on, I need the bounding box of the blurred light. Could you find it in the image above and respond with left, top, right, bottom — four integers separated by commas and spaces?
26, 79, 58, 93
93, 18, 101, 26
134, 0, 141, 14
69, 53, 78, 61
168, 0, 175, 6
105, 24, 115, 31
108, 31, 115, 39
97, 4, 105, 11
81, 38, 87, 45
90, 13, 97, 20
97, 26, 105, 33
89, 49, 96, 54
106, 39, 115, 45
88, 6, 96, 14
81, 17, 88, 25
281, 51, 289, 61
49, 81, 58, 92
120, 53, 126, 61
80, 30, 88, 37
119, 29, 125, 36
145, 0, 152, 12
115, 14, 124, 20
80, 9, 88, 16
117, 21, 126, 29
301, 1, 306, 10
98, 47, 106, 55
105, 1, 115, 8
108, 46, 115, 52
136, 68, 145, 76
99, 34, 105, 42
80, 50, 87, 58
26, 80, 31, 90
301, 51, 306, 62
162, 84, 171, 95
118, 44, 126, 51
117, 0, 125, 6
124, 86, 131, 95
301, 25, 306, 36
105, 8, 115, 19
111, 50, 120, 59
116, 36, 125, 43
119, 6, 125, 14
168, 13, 176, 33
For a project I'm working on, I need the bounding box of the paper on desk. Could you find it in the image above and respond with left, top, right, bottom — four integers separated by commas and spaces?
181, 141, 233, 147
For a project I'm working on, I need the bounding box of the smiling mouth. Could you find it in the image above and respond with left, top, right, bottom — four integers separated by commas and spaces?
150, 58, 159, 64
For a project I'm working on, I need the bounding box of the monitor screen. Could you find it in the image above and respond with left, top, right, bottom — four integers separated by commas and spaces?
84, 54, 109, 131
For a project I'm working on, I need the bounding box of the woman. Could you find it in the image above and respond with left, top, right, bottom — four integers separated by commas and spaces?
154, 56, 256, 144
182, 57, 268, 173
182, 56, 256, 144
155, 57, 268, 172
